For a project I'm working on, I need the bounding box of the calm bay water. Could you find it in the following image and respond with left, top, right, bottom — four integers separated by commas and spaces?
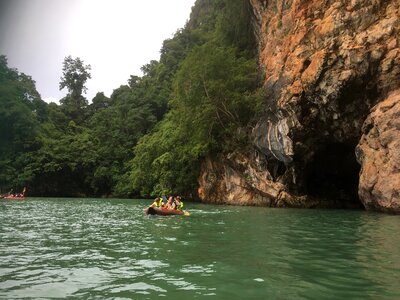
0, 198, 399, 299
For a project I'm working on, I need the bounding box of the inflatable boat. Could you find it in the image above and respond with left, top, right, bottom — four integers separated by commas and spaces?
146, 206, 190, 216
4, 196, 25, 200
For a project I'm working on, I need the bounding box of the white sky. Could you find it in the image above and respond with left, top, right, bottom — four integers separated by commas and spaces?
0, 0, 196, 103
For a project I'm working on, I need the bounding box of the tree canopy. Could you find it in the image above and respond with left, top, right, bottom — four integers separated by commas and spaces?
59, 56, 91, 124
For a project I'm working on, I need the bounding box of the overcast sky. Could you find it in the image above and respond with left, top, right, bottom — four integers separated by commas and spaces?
0, 0, 196, 103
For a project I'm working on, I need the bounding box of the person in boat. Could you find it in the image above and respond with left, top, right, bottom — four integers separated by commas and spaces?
165, 196, 176, 210
175, 196, 184, 211
5, 189, 17, 198
16, 187, 26, 198
151, 197, 164, 208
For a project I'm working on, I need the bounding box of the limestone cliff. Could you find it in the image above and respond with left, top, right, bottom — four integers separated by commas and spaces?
198, 0, 400, 212
356, 90, 400, 212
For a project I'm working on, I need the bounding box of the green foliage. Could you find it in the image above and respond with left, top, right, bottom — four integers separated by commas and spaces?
59, 56, 91, 123
173, 42, 258, 149
26, 124, 97, 196
130, 112, 200, 197
86, 60, 172, 196
59, 55, 91, 98
0, 55, 45, 191
213, 0, 256, 52
90, 92, 111, 112
130, 40, 261, 196
128, 0, 262, 196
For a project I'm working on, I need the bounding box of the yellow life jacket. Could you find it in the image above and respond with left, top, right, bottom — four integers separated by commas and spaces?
152, 199, 163, 207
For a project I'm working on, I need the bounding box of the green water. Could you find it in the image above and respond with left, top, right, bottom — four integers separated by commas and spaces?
0, 198, 399, 299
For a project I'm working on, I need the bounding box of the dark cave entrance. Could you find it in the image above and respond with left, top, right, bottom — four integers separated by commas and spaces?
305, 142, 363, 208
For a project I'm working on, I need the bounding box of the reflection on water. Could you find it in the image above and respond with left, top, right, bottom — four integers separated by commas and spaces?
0, 198, 399, 299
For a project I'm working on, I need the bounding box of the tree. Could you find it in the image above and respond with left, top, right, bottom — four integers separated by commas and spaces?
60, 56, 91, 98
87, 92, 112, 117
0, 55, 44, 191
59, 56, 91, 123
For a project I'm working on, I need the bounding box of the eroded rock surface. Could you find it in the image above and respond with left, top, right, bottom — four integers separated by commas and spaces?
198, 153, 316, 207
356, 90, 400, 213
198, 0, 400, 212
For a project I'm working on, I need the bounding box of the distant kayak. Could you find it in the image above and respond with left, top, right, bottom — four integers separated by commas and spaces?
146, 206, 190, 216
4, 196, 25, 200
2, 188, 26, 200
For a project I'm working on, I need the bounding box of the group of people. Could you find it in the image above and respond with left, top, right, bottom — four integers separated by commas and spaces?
0, 187, 26, 198
151, 195, 184, 211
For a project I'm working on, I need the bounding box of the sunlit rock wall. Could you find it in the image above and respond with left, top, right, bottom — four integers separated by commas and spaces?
356, 90, 400, 213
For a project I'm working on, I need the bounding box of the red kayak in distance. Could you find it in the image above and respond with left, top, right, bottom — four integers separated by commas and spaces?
4, 196, 25, 200
2, 187, 26, 200
146, 206, 190, 216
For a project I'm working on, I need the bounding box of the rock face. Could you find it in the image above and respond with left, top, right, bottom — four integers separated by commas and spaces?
198, 152, 314, 208
198, 0, 400, 212
356, 90, 400, 213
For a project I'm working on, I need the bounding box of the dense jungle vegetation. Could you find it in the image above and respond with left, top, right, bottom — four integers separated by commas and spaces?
0, 0, 263, 198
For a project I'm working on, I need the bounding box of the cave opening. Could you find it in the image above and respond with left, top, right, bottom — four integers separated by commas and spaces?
305, 142, 363, 208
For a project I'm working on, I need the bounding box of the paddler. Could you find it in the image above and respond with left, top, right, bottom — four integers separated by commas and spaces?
165, 196, 176, 209
17, 187, 26, 197
151, 197, 164, 208
175, 196, 184, 211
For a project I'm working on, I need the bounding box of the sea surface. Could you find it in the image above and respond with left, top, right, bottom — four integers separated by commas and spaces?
0, 198, 399, 299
